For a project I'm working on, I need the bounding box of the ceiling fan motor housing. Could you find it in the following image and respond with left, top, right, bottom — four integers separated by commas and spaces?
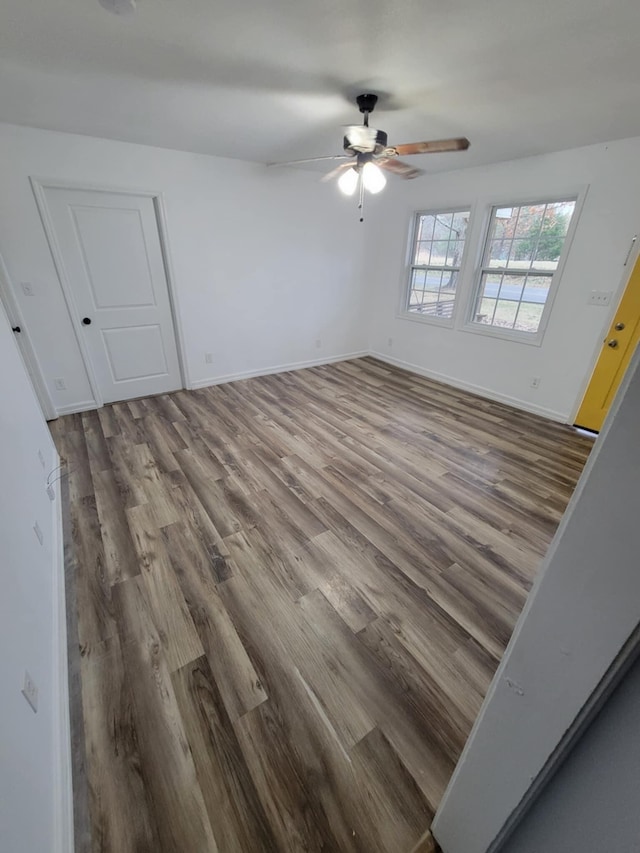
356, 93, 379, 114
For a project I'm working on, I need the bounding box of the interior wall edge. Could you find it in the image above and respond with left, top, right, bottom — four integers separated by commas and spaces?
51, 464, 74, 853
369, 351, 570, 423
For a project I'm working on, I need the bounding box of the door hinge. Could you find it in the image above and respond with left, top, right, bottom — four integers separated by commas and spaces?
623, 235, 637, 267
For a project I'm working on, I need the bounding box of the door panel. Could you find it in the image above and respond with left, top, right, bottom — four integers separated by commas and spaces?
575, 255, 640, 432
102, 324, 168, 381
72, 205, 157, 309
43, 187, 181, 404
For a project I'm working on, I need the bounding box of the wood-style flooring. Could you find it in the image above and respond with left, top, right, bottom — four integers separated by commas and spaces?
50, 357, 592, 853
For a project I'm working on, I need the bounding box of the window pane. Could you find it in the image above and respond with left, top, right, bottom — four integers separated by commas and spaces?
409, 289, 424, 309
441, 269, 458, 294
509, 239, 534, 267
406, 209, 471, 321
496, 274, 525, 302
531, 201, 576, 269
514, 204, 546, 238
475, 297, 496, 324
433, 213, 454, 240
430, 240, 449, 265
472, 200, 576, 334
492, 299, 519, 328
425, 270, 443, 292
446, 240, 465, 266
480, 273, 503, 300
514, 303, 544, 333
452, 212, 469, 238
411, 269, 426, 290
488, 240, 509, 267
417, 215, 436, 243
522, 277, 551, 303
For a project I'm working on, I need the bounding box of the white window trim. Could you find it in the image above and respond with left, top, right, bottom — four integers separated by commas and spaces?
461, 189, 589, 346
397, 205, 475, 329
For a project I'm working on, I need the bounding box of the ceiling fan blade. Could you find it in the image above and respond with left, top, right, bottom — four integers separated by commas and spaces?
391, 138, 470, 156
378, 159, 424, 180
321, 162, 355, 183
267, 155, 352, 167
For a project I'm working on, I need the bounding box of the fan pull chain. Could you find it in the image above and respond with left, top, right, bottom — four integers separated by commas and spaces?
358, 171, 365, 222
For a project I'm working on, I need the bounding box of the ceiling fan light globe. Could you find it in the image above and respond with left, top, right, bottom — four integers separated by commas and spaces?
338, 167, 359, 196
362, 162, 386, 194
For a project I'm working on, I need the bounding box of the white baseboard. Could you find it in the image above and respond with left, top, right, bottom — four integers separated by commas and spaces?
189, 350, 369, 390
51, 350, 567, 426
55, 399, 97, 417
51, 450, 74, 853
369, 351, 570, 423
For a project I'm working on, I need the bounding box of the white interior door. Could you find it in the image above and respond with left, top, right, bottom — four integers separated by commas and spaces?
42, 187, 182, 404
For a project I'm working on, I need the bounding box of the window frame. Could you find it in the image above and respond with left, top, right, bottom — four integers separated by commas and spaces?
462, 192, 585, 346
398, 206, 474, 328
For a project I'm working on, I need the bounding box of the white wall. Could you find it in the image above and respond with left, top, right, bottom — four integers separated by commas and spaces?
366, 137, 640, 421
0, 301, 71, 851
3, 122, 640, 421
0, 122, 368, 414
432, 344, 640, 853
501, 652, 640, 853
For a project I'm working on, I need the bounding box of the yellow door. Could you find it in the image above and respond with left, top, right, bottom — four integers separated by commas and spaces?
575, 254, 640, 432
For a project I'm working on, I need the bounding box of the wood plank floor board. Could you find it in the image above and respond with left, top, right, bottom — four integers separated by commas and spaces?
92, 469, 141, 585
79, 634, 162, 853
111, 576, 219, 852
162, 522, 269, 721
124, 503, 205, 673
171, 655, 278, 852
71, 495, 117, 651
53, 357, 591, 852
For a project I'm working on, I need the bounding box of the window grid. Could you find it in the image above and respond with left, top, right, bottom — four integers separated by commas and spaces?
406, 210, 470, 321
472, 200, 576, 335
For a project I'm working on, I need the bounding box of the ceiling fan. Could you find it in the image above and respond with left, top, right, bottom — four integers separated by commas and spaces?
268, 94, 470, 219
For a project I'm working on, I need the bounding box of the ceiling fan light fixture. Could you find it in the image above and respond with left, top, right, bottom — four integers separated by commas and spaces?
362, 162, 386, 194
338, 167, 359, 196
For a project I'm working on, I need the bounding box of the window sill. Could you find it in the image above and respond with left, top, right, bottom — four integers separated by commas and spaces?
397, 310, 456, 329
460, 320, 544, 347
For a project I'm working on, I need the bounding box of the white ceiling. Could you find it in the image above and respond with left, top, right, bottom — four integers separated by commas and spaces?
2, 0, 640, 173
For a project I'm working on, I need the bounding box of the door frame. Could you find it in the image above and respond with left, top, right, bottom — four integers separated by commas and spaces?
30, 177, 190, 409
569, 233, 640, 424
0, 250, 57, 420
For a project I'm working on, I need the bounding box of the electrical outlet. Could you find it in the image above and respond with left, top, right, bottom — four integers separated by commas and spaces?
21, 671, 38, 713
588, 290, 612, 306
315, 338, 322, 349
33, 521, 43, 545
530, 376, 541, 389
54, 378, 66, 391
38, 449, 46, 469
20, 282, 34, 297
204, 352, 213, 364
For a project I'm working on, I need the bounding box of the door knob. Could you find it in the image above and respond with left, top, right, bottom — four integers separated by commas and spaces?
11, 325, 21, 333
82, 317, 92, 325
615, 322, 625, 331
607, 339, 619, 348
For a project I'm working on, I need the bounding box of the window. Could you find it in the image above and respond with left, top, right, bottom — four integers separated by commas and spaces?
470, 199, 577, 337
405, 209, 471, 321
